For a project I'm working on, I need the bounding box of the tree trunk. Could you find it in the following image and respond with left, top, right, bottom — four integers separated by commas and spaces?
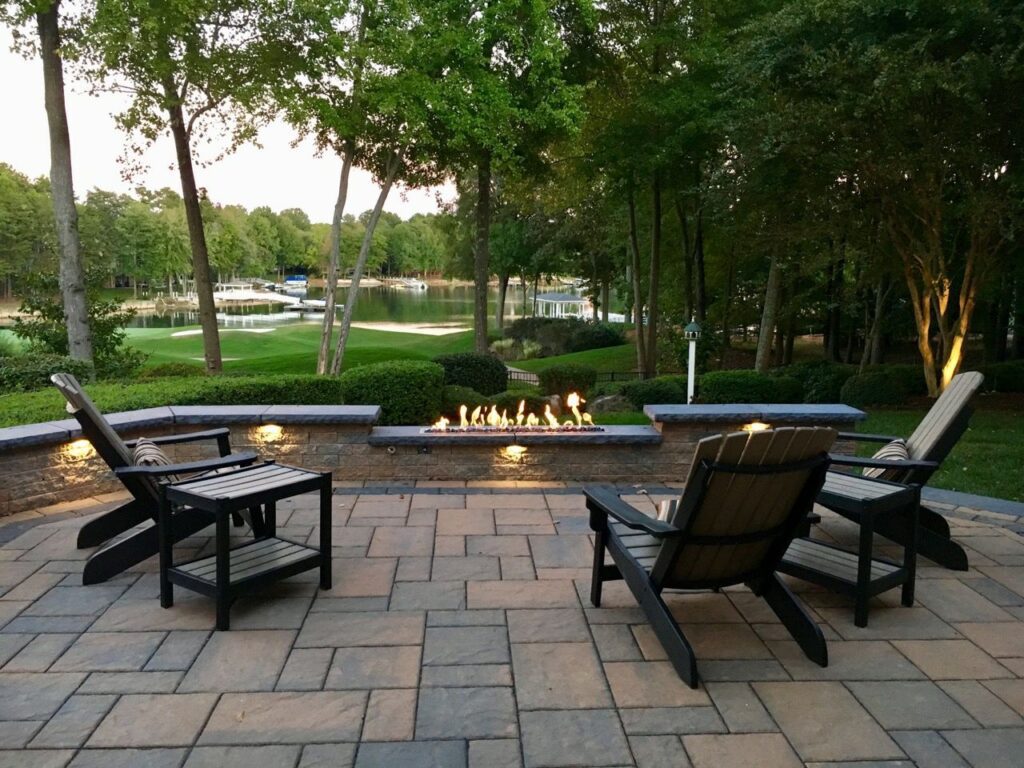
495, 271, 509, 333
693, 207, 707, 322
824, 249, 845, 362
645, 174, 662, 378
317, 150, 353, 374
627, 188, 647, 374
38, 2, 92, 364
860, 277, 889, 371
755, 252, 781, 372
601, 280, 610, 323
674, 198, 692, 319
164, 78, 222, 372
1013, 272, 1024, 359
472, 154, 492, 352
331, 154, 400, 375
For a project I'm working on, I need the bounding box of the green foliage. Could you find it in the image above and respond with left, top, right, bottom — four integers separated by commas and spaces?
981, 362, 1024, 393
507, 318, 624, 358
339, 360, 444, 426
440, 384, 489, 417
778, 361, 857, 404
0, 355, 94, 394
840, 372, 910, 407
138, 363, 207, 379
619, 377, 687, 409
433, 352, 508, 396
12, 285, 145, 379
537, 363, 597, 397
568, 323, 626, 353
0, 374, 343, 427
773, 376, 804, 404
698, 370, 793, 404
865, 364, 927, 398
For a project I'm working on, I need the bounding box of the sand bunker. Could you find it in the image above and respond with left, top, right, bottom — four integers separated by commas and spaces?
350, 322, 470, 336
171, 328, 276, 337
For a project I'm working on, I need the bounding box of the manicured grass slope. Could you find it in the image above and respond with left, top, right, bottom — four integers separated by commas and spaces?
857, 410, 1023, 502
127, 324, 474, 374
512, 344, 637, 374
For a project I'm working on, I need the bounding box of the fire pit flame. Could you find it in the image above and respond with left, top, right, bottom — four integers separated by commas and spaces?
427, 392, 603, 433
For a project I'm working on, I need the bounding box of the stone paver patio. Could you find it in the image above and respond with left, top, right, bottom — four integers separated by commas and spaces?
3, 483, 1024, 767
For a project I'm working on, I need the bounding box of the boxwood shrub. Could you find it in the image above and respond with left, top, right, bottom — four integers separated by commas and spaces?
537, 363, 598, 398
433, 352, 508, 396
839, 371, 910, 407
0, 354, 94, 393
340, 360, 444, 425
440, 385, 489, 417
568, 323, 625, 353
778, 361, 856, 403
619, 377, 687, 409
138, 362, 207, 379
492, 390, 550, 416
698, 370, 787, 404
865, 364, 928, 397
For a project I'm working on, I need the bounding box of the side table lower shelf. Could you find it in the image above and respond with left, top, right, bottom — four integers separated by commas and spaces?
169, 537, 323, 596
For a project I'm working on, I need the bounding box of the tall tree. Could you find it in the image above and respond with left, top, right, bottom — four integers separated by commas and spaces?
84, 0, 290, 372
3, 0, 94, 364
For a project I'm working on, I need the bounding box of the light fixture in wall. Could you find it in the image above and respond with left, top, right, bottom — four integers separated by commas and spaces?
501, 444, 528, 463
255, 424, 284, 443
64, 439, 96, 460
741, 421, 771, 433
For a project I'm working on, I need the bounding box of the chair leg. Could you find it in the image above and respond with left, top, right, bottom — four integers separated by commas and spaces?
634, 582, 699, 688
919, 505, 951, 538
760, 574, 828, 667
872, 513, 968, 571
82, 509, 213, 585
591, 527, 607, 608
77, 499, 149, 549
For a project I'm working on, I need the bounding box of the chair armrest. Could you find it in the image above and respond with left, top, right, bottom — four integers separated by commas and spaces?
114, 451, 259, 478
124, 428, 233, 457
828, 454, 939, 471
583, 485, 681, 538
836, 432, 902, 444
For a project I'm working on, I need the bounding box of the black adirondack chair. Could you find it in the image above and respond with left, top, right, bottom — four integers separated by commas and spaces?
586, 426, 835, 688
826, 371, 984, 570
51, 373, 261, 585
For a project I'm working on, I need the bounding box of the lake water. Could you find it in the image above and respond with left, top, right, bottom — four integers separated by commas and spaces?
130, 284, 553, 329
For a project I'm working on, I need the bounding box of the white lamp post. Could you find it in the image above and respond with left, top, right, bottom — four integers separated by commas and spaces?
684, 317, 702, 404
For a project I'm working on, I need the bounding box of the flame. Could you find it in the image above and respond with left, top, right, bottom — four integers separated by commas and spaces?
429, 392, 597, 432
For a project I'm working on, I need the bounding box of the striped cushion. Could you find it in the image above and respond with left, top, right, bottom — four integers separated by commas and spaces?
132, 439, 179, 483
863, 439, 908, 479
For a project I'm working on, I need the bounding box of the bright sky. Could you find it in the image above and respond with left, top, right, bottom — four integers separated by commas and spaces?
0, 29, 449, 223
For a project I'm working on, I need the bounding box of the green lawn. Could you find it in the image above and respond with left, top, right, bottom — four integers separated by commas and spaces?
512, 344, 638, 374
126, 324, 474, 374
857, 410, 1023, 503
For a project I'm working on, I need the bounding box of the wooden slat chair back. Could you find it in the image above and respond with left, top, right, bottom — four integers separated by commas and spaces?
655, 427, 836, 588
902, 370, 984, 477
586, 426, 835, 687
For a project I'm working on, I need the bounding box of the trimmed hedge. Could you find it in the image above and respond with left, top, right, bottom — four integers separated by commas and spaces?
981, 361, 1024, 393
0, 354, 94, 393
537, 363, 598, 398
619, 377, 687, 409
507, 317, 624, 357
0, 374, 343, 428
840, 371, 910, 407
440, 385, 489, 417
433, 352, 508, 396
865, 364, 927, 397
568, 323, 626, 353
698, 370, 799, 404
138, 362, 207, 380
339, 360, 444, 426
778, 361, 856, 403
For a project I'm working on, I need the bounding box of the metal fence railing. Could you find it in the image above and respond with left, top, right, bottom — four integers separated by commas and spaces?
506, 369, 642, 386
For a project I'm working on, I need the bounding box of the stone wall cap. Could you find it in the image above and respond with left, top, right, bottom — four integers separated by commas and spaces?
262, 405, 380, 425
0, 422, 74, 450
106, 407, 176, 430
169, 405, 271, 424
644, 403, 867, 423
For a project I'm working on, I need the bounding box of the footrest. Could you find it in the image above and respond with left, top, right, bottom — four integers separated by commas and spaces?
782, 537, 900, 585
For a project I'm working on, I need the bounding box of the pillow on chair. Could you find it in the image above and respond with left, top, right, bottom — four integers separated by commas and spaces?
133, 438, 180, 483
862, 439, 908, 480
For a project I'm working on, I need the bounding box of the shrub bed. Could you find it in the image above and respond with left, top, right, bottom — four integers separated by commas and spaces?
506, 317, 624, 357
339, 360, 444, 426
778, 360, 856, 403
440, 385, 489, 417
138, 362, 207, 379
0, 354, 94, 393
492, 391, 549, 416
537, 363, 598, 398
433, 352, 508, 396
619, 377, 687, 409
982, 361, 1024, 392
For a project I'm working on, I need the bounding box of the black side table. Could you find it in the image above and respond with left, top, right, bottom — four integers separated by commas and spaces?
159, 462, 332, 630
780, 473, 919, 628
